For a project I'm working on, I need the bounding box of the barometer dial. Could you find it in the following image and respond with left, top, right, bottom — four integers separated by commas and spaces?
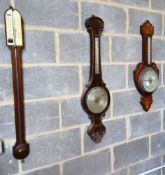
140, 67, 159, 93
86, 87, 108, 114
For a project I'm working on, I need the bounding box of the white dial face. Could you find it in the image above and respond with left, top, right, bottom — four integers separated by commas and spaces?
86, 87, 108, 114
140, 67, 159, 93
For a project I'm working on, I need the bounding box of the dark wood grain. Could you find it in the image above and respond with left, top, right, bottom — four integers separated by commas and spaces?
10, 47, 29, 159
81, 16, 110, 143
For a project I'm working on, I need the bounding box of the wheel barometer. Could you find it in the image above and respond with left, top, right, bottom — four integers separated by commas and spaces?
81, 16, 110, 143
134, 20, 159, 111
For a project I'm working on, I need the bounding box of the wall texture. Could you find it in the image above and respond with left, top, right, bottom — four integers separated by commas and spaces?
0, 0, 165, 174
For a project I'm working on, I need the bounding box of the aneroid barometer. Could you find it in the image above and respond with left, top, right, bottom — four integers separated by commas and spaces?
81, 16, 110, 143
134, 20, 159, 111
5, 7, 29, 159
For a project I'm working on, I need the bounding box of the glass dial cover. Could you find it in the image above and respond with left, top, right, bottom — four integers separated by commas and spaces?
140, 67, 159, 93
86, 87, 109, 114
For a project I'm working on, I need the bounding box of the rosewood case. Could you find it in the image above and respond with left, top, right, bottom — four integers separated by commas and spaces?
81, 16, 110, 143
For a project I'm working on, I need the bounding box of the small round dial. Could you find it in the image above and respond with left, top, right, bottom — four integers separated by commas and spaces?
86, 87, 109, 114
140, 67, 159, 93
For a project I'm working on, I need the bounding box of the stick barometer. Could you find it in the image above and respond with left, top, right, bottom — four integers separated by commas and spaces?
5, 7, 29, 159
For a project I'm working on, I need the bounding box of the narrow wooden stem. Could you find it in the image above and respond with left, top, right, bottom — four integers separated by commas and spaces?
10, 47, 29, 160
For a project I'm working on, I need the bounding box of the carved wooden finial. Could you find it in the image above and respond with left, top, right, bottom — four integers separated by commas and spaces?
85, 15, 104, 36
140, 20, 154, 37
140, 95, 153, 112
87, 116, 106, 143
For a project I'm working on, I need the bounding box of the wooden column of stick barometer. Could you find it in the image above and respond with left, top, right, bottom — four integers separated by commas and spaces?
81, 16, 110, 143
134, 20, 159, 111
4, 7, 29, 159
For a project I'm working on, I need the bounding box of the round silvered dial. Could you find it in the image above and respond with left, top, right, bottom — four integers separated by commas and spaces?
140, 67, 159, 93
86, 87, 109, 114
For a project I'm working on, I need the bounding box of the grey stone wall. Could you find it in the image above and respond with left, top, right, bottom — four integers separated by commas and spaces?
0, 0, 165, 175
